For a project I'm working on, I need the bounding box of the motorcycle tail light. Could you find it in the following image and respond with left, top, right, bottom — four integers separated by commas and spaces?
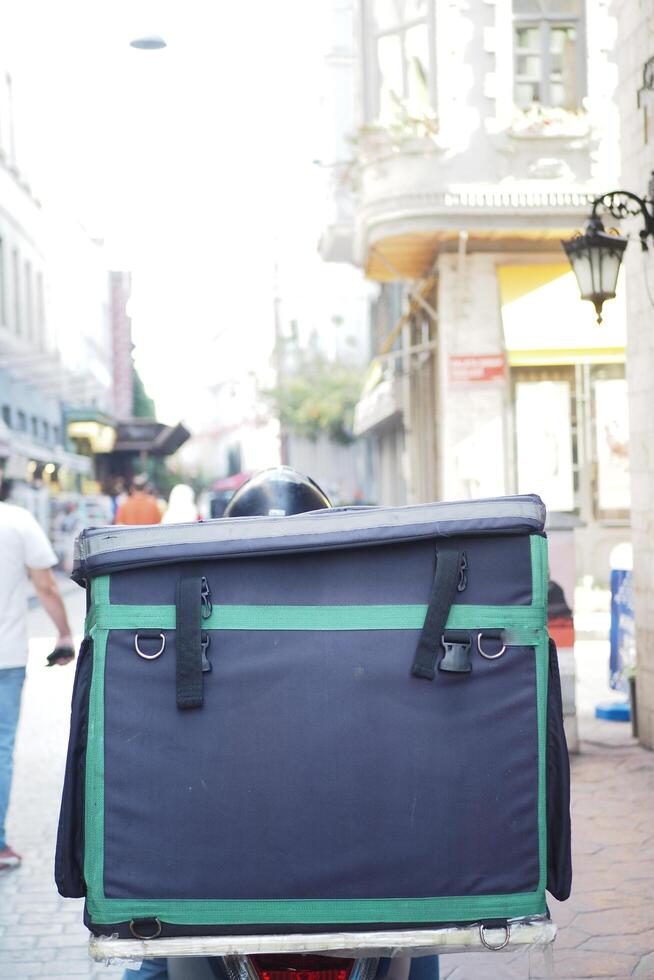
250, 954, 355, 980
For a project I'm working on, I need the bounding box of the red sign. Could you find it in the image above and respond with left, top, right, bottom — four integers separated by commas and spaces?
449, 354, 507, 384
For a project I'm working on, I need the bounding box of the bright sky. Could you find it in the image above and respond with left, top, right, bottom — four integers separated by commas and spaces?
0, 0, 331, 427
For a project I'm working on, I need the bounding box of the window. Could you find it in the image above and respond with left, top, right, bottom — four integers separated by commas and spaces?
12, 249, 20, 335
42, 420, 50, 443
367, 0, 434, 123
24, 260, 33, 342
1, 405, 11, 428
36, 271, 45, 350
0, 238, 6, 328
31, 415, 38, 438
16, 410, 26, 432
513, 0, 583, 110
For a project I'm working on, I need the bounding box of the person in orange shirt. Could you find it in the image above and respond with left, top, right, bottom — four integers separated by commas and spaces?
114, 475, 162, 525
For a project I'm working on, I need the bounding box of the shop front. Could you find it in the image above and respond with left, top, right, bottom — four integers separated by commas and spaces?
499, 262, 630, 583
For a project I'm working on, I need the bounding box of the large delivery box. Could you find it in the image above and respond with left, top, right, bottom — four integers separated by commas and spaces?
55, 494, 571, 939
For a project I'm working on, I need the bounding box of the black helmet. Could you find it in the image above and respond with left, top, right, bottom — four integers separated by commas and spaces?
223, 466, 332, 518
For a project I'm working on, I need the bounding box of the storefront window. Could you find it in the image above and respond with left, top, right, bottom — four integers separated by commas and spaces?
512, 363, 630, 523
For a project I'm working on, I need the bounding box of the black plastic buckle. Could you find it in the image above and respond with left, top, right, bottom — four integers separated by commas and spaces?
439, 630, 472, 673
200, 577, 213, 619
201, 632, 212, 672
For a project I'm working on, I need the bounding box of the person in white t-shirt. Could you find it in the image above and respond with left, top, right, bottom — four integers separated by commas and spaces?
0, 480, 74, 872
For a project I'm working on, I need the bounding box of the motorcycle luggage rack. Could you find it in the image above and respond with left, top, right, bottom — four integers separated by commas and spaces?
89, 915, 556, 961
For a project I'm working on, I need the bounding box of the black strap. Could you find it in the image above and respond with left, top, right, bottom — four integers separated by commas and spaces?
411, 546, 462, 680
176, 573, 204, 709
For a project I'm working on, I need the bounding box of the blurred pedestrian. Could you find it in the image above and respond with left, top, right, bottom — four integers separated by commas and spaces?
110, 476, 127, 523
162, 483, 199, 524
114, 474, 162, 525
0, 478, 74, 872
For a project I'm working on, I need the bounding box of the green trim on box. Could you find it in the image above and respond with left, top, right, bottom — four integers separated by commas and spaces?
84, 626, 106, 905
530, 534, 549, 893
93, 576, 110, 607
93, 603, 545, 633
536, 632, 548, 894
530, 535, 548, 610
85, 890, 546, 927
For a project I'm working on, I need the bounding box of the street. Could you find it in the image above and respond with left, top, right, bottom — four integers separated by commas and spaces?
0, 589, 653, 979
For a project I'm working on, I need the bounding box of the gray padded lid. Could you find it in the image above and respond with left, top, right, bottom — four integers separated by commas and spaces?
72, 494, 545, 582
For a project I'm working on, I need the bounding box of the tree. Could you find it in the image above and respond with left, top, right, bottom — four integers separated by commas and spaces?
265, 350, 363, 445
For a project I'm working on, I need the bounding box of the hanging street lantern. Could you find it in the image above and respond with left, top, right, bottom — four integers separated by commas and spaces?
562, 220, 628, 324
562, 173, 654, 323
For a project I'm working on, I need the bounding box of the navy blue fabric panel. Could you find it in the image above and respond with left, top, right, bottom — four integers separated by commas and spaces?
103, 629, 539, 901
109, 535, 533, 608
55, 636, 93, 898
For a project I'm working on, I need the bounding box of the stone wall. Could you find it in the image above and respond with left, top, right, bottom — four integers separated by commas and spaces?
615, 0, 654, 748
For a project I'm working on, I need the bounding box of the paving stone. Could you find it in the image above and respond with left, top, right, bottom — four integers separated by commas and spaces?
580, 929, 654, 956
5, 896, 66, 912
15, 910, 80, 926
37, 930, 95, 948
572, 838, 605, 856
7, 922, 67, 937
37, 961, 95, 975
53, 943, 96, 960
0, 934, 44, 951
440, 952, 526, 979
596, 842, 654, 862
552, 926, 590, 949
617, 879, 654, 899
573, 907, 654, 936
0, 948, 54, 963
0, 962, 59, 977
634, 950, 654, 975
528, 949, 640, 977
567, 870, 632, 893
610, 860, 654, 881
564, 889, 643, 913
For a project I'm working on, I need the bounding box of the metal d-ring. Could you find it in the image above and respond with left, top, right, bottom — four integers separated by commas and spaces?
129, 917, 162, 940
134, 632, 166, 660
479, 922, 510, 950
477, 632, 506, 660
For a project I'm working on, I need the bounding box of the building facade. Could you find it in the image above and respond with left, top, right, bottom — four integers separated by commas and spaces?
614, 0, 654, 747
0, 70, 100, 526
322, 0, 631, 582
0, 64, 175, 546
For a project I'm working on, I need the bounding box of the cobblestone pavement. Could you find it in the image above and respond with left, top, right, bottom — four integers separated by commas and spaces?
1, 591, 653, 979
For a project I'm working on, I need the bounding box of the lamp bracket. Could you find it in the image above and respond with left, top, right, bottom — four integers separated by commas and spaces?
591, 177, 654, 245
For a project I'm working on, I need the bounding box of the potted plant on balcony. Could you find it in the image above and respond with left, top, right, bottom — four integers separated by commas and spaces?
508, 103, 591, 140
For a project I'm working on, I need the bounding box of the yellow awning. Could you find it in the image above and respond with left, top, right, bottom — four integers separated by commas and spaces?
509, 347, 626, 367
498, 263, 626, 363
67, 420, 117, 454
